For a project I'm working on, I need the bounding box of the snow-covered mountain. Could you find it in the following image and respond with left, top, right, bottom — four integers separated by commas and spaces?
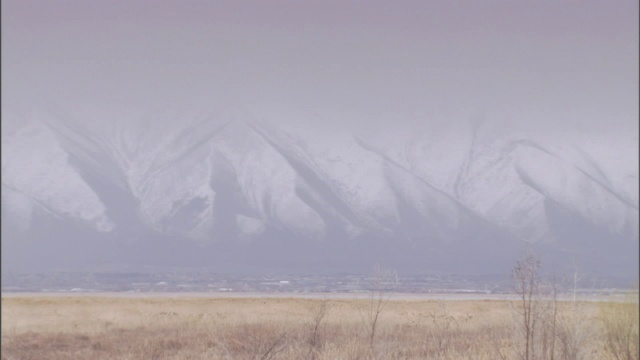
2, 109, 638, 275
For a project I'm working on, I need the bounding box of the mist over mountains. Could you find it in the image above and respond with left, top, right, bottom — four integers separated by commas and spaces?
2, 108, 637, 277
3, 0, 638, 280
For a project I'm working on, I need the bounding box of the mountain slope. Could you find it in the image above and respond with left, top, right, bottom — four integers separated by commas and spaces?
2, 112, 637, 275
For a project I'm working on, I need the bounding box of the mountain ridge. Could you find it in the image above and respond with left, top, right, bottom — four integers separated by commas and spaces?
2, 112, 637, 275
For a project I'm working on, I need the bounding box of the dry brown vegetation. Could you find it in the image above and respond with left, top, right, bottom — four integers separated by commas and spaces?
2, 294, 637, 360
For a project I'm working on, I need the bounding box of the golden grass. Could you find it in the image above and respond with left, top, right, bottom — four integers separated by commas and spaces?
599, 300, 639, 360
1, 295, 636, 359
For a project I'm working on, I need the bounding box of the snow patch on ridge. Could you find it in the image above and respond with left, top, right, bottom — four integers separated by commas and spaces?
1, 122, 114, 232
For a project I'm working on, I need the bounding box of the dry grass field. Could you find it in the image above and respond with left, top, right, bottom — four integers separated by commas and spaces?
1, 294, 637, 360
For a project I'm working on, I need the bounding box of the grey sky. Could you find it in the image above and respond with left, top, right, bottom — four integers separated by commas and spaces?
2, 0, 638, 133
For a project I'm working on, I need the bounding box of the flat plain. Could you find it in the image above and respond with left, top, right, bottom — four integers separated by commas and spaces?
1, 294, 637, 359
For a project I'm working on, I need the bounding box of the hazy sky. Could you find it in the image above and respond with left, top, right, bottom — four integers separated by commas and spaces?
2, 1, 638, 276
2, 0, 638, 132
